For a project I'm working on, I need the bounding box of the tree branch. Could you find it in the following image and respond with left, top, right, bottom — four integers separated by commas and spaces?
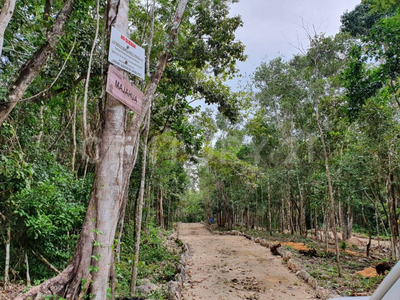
0, 0, 75, 127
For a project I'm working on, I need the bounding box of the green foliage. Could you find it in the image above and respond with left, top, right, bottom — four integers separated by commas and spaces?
115, 225, 180, 298
340, 240, 347, 251
0, 150, 91, 279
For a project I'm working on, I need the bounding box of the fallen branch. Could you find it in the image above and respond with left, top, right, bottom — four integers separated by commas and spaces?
31, 250, 60, 274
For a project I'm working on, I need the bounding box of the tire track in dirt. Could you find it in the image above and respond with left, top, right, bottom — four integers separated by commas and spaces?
179, 223, 317, 300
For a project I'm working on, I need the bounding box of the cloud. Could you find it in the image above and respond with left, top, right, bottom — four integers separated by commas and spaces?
227, 0, 361, 88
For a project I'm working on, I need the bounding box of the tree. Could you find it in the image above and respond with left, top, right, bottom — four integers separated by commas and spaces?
0, 0, 16, 57
0, 0, 75, 126
16, 0, 189, 298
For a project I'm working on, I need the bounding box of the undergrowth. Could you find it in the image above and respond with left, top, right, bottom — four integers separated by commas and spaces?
115, 223, 181, 299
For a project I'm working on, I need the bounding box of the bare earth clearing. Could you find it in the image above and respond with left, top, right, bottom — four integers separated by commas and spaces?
178, 223, 317, 300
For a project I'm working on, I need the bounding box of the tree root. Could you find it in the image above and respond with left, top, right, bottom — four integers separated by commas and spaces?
15, 265, 75, 300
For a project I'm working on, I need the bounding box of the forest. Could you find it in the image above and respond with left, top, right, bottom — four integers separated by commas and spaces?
0, 0, 399, 299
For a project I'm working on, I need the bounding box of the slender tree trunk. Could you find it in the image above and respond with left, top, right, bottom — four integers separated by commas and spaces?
25, 251, 31, 286
131, 109, 151, 297
340, 200, 346, 240
375, 201, 380, 246
0, 0, 75, 126
145, 171, 152, 234
159, 189, 164, 229
0, 0, 16, 57
146, 0, 155, 77
71, 94, 77, 173
280, 197, 284, 233
116, 188, 129, 264
338, 199, 342, 230
37, 104, 45, 145
297, 176, 306, 236
323, 207, 329, 254
387, 174, 399, 258
347, 204, 353, 239
361, 204, 372, 258
288, 184, 294, 234
315, 105, 341, 276
4, 226, 11, 289
167, 198, 171, 229
267, 181, 272, 232
116, 138, 140, 263
82, 0, 100, 147
314, 208, 318, 237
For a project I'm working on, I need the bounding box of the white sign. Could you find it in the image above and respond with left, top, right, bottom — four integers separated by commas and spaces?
108, 27, 145, 79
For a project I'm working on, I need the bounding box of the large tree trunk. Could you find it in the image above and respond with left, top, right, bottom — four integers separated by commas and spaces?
16, 0, 188, 298
0, 0, 16, 57
0, 0, 75, 126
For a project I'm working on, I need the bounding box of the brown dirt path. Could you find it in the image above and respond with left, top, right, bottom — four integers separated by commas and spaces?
179, 223, 317, 300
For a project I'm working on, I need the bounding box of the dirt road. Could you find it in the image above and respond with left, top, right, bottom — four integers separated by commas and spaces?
179, 223, 317, 300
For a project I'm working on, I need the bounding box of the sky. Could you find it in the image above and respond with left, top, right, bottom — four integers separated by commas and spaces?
226, 0, 361, 89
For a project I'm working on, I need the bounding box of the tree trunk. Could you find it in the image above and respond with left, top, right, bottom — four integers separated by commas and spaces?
341, 199, 353, 240
297, 176, 306, 236
340, 200, 346, 240
267, 181, 272, 232
280, 197, 284, 233
130, 109, 151, 297
387, 173, 399, 258
159, 188, 164, 229
4, 226, 11, 290
0, 0, 16, 57
15, 0, 188, 298
361, 204, 372, 258
315, 104, 341, 276
25, 251, 31, 286
116, 139, 140, 263
375, 201, 380, 246
71, 93, 77, 173
314, 208, 318, 237
287, 184, 294, 234
323, 207, 329, 254
0, 0, 75, 126
347, 204, 353, 239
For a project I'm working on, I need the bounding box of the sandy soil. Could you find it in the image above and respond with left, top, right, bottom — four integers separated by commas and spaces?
179, 223, 317, 300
